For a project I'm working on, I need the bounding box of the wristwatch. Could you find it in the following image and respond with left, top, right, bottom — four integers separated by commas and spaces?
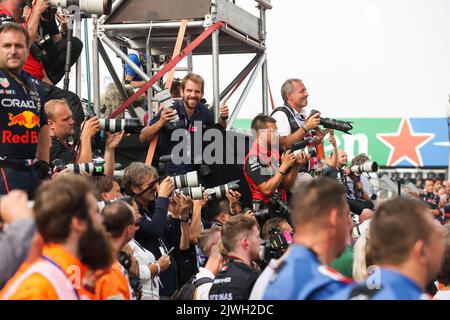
300, 125, 308, 133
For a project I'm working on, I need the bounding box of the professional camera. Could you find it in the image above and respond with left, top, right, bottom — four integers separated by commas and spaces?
158, 154, 212, 179
350, 161, 378, 174
98, 118, 143, 134
154, 89, 184, 130
290, 138, 317, 158
52, 158, 105, 176
171, 171, 199, 189
29, 34, 55, 62
205, 181, 240, 200
309, 109, 353, 134
178, 186, 205, 200
260, 227, 292, 264
49, 0, 113, 15
97, 196, 133, 212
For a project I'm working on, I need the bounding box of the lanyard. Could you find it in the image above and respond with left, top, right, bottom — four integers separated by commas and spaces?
283, 104, 305, 128
41, 255, 81, 300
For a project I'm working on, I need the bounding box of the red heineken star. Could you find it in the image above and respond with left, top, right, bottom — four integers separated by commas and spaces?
377, 118, 434, 166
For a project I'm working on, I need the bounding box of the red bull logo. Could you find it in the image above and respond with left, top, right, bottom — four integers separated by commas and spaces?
8, 111, 40, 129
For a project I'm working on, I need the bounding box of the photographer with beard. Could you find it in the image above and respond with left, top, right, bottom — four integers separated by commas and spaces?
243, 114, 307, 208
121, 162, 178, 297
139, 73, 229, 175
1, 174, 114, 300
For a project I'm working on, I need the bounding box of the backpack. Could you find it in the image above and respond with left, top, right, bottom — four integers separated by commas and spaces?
171, 276, 214, 300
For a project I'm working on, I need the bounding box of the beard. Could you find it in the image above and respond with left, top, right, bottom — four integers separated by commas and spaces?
183, 96, 199, 109
78, 223, 114, 271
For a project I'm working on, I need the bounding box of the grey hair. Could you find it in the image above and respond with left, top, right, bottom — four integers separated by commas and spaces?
121, 162, 158, 195
281, 78, 303, 103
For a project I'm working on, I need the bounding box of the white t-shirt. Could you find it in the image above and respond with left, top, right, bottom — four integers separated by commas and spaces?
194, 267, 215, 300
433, 289, 450, 300
128, 239, 160, 300
271, 107, 307, 137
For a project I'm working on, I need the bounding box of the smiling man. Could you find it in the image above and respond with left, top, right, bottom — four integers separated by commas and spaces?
140, 73, 229, 175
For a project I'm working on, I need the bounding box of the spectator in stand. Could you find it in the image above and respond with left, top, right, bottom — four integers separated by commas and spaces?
420, 178, 441, 221
434, 225, 450, 300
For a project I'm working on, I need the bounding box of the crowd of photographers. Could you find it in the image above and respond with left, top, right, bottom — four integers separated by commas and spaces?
1, 1, 450, 301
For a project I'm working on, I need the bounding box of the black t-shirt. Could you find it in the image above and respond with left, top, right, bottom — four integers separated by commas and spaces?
243, 143, 287, 204
208, 260, 260, 300
50, 136, 75, 164
166, 216, 198, 286
0, 69, 47, 159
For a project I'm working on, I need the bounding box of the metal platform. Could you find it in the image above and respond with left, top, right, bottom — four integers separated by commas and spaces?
103, 0, 265, 55
86, 0, 272, 126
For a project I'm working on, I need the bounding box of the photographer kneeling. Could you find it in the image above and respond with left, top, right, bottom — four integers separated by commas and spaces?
243, 114, 307, 216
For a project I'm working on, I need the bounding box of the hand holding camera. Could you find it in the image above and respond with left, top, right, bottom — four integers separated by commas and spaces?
219, 98, 229, 120
157, 176, 175, 198
192, 191, 209, 207
105, 131, 125, 151
80, 116, 100, 140
280, 150, 296, 171
0, 190, 33, 225
171, 192, 192, 219
226, 189, 241, 214
157, 255, 171, 273
295, 151, 309, 167
158, 108, 178, 127
304, 112, 321, 131
33, 0, 51, 16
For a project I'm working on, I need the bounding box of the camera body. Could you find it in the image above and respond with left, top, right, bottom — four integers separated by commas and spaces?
290, 138, 317, 158
260, 227, 292, 264
253, 191, 290, 220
